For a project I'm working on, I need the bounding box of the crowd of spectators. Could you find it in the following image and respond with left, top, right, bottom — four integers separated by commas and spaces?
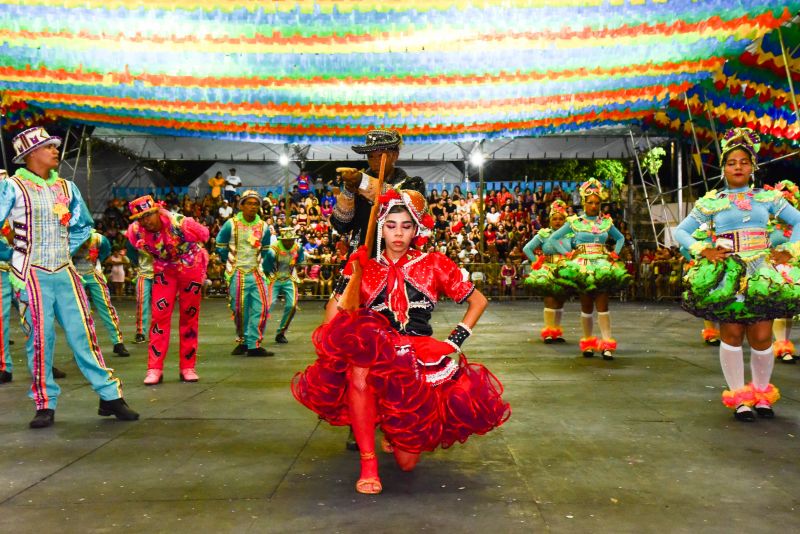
93, 171, 689, 302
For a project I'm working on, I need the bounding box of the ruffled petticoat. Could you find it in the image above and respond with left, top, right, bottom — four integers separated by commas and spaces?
553, 253, 631, 294
682, 252, 800, 324
524, 254, 571, 298
291, 309, 511, 454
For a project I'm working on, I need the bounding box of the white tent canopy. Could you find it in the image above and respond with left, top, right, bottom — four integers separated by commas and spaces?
62, 143, 164, 213
80, 127, 666, 211
186, 161, 465, 197
92, 127, 661, 163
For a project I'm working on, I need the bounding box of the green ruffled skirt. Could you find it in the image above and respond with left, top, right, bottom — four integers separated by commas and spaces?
552, 253, 631, 294
524, 260, 571, 299
682, 253, 800, 324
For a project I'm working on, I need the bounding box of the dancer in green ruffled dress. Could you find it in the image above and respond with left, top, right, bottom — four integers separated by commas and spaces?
674, 128, 800, 422
765, 179, 800, 364
548, 179, 630, 360
679, 226, 721, 346
522, 200, 572, 343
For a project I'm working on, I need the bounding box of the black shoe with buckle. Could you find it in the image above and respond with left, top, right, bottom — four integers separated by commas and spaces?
755, 405, 775, 419
779, 353, 796, 364
52, 367, 66, 379
0, 370, 11, 383
582, 350, 594, 358
98, 398, 140, 421
275, 333, 288, 344
602, 350, 615, 361
134, 333, 147, 344
247, 347, 274, 357
543, 336, 555, 344
231, 343, 247, 355
113, 343, 130, 357
29, 409, 55, 429
734, 406, 756, 422
555, 337, 566, 343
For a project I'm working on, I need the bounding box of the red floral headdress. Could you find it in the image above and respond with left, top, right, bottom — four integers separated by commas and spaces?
376, 188, 434, 255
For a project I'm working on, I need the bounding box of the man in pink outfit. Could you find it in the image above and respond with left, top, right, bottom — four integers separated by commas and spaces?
126, 196, 209, 384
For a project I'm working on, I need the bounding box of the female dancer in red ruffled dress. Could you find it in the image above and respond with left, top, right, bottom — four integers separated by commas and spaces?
292, 189, 510, 494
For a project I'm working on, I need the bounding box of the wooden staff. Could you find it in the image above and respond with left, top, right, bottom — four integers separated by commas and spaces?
337, 153, 387, 311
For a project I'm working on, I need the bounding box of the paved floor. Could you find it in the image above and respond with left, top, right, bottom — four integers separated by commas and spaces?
0, 298, 799, 533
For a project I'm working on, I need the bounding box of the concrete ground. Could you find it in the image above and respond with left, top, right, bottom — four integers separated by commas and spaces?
0, 298, 799, 533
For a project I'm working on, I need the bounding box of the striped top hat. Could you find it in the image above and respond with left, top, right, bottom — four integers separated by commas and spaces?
12, 127, 62, 164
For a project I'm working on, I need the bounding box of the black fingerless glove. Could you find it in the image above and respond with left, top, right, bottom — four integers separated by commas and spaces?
445, 323, 472, 352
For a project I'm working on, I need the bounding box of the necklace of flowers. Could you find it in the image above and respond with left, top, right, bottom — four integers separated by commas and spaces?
726, 190, 753, 211
574, 214, 611, 234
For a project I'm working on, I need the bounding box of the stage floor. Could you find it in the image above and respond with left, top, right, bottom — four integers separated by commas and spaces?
1, 298, 798, 533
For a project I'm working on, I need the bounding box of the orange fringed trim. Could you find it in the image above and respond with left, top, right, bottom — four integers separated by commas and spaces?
599, 338, 617, 352
750, 383, 780, 406
540, 326, 563, 341
772, 340, 795, 358
579, 337, 599, 352
721, 385, 756, 409
701, 327, 720, 342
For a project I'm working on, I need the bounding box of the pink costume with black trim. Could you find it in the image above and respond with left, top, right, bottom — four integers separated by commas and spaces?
126, 209, 209, 371
292, 247, 510, 453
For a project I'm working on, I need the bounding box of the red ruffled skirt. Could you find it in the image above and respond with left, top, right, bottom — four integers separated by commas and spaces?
291, 309, 511, 454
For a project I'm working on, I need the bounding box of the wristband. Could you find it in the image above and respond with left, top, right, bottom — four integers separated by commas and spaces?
446, 322, 472, 352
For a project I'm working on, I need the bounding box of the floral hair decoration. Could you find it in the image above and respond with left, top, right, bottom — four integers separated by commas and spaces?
376, 188, 433, 255
549, 199, 568, 217
579, 178, 609, 202
720, 127, 761, 170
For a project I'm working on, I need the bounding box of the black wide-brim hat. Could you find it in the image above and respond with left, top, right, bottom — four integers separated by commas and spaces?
351, 129, 403, 154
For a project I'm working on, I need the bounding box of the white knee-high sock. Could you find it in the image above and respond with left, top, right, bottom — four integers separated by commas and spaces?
597, 311, 612, 339
719, 342, 745, 391
543, 308, 556, 328
750, 346, 775, 391
580, 312, 593, 338
554, 308, 564, 328
772, 318, 787, 342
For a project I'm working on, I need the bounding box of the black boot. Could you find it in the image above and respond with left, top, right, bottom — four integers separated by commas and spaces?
275, 333, 288, 344
0, 370, 11, 383
231, 343, 247, 355
98, 398, 140, 421
113, 343, 130, 357
30, 409, 55, 429
134, 333, 147, 344
52, 367, 66, 379
247, 347, 274, 357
